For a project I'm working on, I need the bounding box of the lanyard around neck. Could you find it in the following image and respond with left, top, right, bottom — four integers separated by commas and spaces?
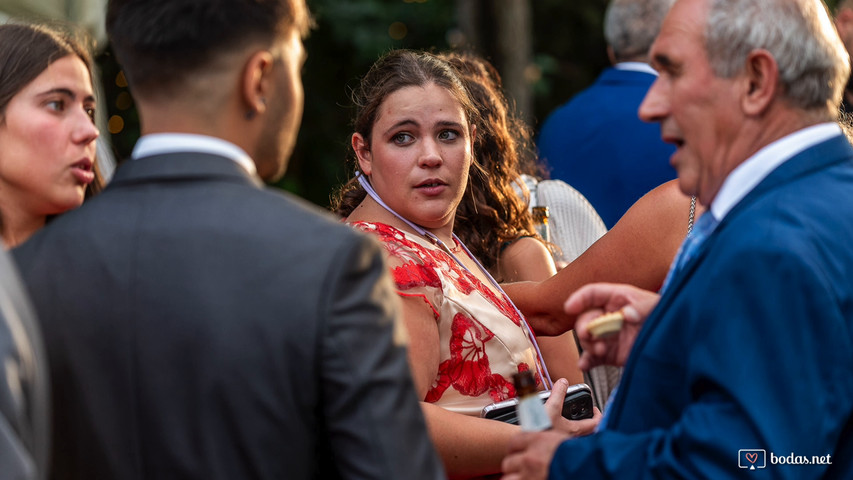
357, 173, 553, 389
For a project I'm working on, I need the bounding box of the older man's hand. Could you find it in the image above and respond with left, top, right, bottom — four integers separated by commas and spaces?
565, 283, 659, 370
500, 430, 570, 480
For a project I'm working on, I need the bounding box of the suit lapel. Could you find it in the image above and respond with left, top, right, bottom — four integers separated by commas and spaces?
674, 134, 852, 297
604, 133, 853, 428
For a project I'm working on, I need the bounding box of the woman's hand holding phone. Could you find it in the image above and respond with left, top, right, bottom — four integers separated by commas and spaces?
546, 379, 601, 437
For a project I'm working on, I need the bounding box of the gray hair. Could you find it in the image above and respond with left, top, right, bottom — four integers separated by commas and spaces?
604, 0, 676, 62
705, 0, 850, 113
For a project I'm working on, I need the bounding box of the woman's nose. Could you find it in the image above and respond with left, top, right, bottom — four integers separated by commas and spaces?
72, 111, 100, 145
418, 138, 443, 168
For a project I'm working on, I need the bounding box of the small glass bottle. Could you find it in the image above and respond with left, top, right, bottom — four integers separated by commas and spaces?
532, 206, 551, 243
513, 370, 552, 431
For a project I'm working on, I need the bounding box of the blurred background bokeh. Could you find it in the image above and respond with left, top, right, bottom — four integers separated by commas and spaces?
0, 0, 845, 207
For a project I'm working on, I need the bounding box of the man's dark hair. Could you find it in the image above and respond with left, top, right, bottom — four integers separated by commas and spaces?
106, 0, 310, 98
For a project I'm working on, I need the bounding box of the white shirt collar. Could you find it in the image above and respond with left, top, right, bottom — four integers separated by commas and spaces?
710, 122, 842, 221
131, 133, 258, 177
613, 62, 658, 76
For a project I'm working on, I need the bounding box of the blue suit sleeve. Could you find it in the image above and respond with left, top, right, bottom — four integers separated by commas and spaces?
548, 235, 853, 479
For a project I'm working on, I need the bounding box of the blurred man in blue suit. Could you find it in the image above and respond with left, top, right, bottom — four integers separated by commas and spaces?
537, 0, 676, 228
503, 0, 853, 478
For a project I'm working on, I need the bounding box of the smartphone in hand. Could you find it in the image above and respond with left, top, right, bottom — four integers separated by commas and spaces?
480, 383, 594, 424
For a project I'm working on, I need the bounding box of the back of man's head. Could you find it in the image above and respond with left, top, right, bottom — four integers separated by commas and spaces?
106, 0, 310, 101
604, 0, 676, 63
704, 0, 849, 115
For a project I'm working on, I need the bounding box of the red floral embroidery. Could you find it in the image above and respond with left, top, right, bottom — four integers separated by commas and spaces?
446, 313, 494, 395
445, 269, 477, 297
425, 313, 516, 403
486, 374, 515, 402
391, 262, 441, 290
477, 285, 524, 327
355, 222, 523, 323
350, 221, 539, 401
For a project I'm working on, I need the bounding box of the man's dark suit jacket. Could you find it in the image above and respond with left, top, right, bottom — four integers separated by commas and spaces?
548, 133, 853, 478
13, 153, 444, 480
537, 67, 676, 228
0, 248, 49, 480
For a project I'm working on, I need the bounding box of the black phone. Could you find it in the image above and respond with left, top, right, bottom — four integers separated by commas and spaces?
480, 383, 594, 424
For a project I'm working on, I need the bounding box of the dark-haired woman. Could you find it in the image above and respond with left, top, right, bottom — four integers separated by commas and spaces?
439, 52, 586, 386
0, 22, 103, 247
334, 49, 599, 479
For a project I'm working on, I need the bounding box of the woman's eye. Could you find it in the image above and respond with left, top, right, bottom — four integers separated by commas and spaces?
393, 133, 413, 144
438, 130, 459, 141
46, 100, 64, 111
85, 107, 96, 122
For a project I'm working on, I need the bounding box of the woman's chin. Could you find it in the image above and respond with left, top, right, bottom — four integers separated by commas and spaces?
47, 194, 86, 216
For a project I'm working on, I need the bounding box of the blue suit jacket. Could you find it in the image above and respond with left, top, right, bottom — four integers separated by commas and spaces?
550, 134, 853, 478
537, 67, 675, 228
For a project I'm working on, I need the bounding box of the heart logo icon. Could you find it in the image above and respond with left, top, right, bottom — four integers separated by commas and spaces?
746, 452, 758, 464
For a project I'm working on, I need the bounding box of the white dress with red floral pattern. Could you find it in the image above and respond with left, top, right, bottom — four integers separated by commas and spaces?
350, 221, 547, 416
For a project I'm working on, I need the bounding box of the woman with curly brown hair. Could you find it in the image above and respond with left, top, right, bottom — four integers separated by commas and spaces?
333, 49, 599, 479
439, 51, 585, 385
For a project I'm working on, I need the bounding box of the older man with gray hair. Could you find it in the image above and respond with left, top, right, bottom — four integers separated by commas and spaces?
503, 0, 853, 478
537, 0, 677, 228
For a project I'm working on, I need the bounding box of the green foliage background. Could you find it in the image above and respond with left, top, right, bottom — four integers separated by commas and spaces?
282, 0, 610, 207
100, 0, 613, 208
100, 0, 847, 208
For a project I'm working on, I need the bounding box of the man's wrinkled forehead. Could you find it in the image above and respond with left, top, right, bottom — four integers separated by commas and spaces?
648, 0, 709, 70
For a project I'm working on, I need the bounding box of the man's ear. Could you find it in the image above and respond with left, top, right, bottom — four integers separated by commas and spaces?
242, 50, 275, 119
606, 45, 617, 66
352, 132, 372, 175
742, 49, 779, 116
